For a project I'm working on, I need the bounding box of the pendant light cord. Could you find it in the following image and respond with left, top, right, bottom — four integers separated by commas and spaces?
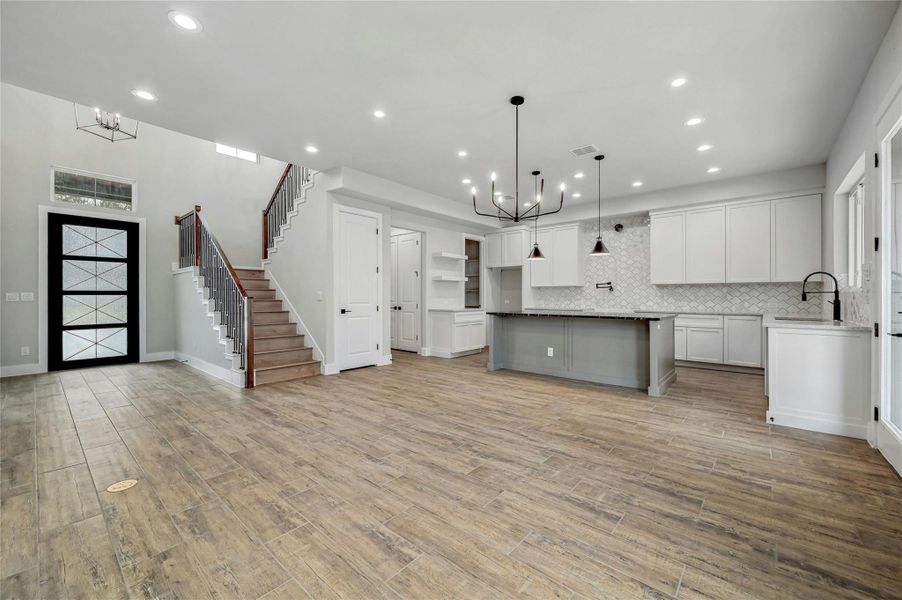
597, 158, 602, 237
515, 104, 519, 222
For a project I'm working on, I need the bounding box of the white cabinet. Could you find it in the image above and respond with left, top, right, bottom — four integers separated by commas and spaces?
674, 327, 687, 360
529, 229, 554, 286
726, 201, 771, 282
486, 233, 503, 268
686, 328, 724, 363
530, 224, 583, 287
503, 230, 525, 267
685, 207, 725, 283
650, 213, 686, 284
486, 230, 527, 268
724, 316, 763, 367
430, 310, 485, 357
651, 193, 821, 284
771, 194, 821, 282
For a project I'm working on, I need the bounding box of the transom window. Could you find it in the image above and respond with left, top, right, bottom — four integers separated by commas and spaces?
53, 168, 135, 211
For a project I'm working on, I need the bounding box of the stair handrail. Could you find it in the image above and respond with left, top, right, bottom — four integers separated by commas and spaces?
175, 206, 255, 387
262, 163, 313, 259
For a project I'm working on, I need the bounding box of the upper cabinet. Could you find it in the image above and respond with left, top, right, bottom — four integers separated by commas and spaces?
651, 193, 821, 284
726, 201, 771, 282
530, 224, 584, 287
771, 194, 822, 282
685, 206, 725, 283
486, 229, 527, 268
650, 213, 685, 284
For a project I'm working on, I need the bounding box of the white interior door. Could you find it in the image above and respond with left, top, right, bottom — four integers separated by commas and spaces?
336, 208, 381, 370
392, 232, 421, 352
878, 109, 902, 476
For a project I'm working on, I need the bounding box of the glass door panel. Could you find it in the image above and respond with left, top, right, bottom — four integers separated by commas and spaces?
48, 213, 138, 370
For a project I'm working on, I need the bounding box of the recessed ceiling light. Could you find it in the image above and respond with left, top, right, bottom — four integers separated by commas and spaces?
671, 77, 688, 88
707, 166, 721, 173
685, 117, 704, 126
572, 192, 582, 198
461, 178, 471, 184
168, 11, 201, 32
131, 89, 155, 101
373, 109, 386, 119
494, 191, 503, 196
457, 150, 468, 157
305, 145, 318, 153
632, 181, 643, 188
573, 172, 585, 179
524, 202, 532, 207
697, 144, 713, 152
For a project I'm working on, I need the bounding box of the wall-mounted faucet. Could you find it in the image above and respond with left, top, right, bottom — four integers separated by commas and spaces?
801, 271, 841, 321
596, 281, 614, 292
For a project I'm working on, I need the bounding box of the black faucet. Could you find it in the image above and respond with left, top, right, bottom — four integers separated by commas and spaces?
801, 271, 841, 321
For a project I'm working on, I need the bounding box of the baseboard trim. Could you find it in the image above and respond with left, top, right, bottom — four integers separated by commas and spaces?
675, 360, 764, 375
322, 362, 340, 375
173, 352, 244, 388
428, 348, 481, 359
0, 363, 43, 377
143, 351, 175, 362
766, 409, 868, 440
376, 354, 393, 366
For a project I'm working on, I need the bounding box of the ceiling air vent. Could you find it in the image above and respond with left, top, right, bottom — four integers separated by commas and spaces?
569, 144, 599, 157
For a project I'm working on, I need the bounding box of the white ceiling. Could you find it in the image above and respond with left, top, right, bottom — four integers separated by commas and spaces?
2, 1, 898, 213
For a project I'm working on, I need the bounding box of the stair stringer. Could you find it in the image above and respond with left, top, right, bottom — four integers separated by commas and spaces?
190, 267, 247, 386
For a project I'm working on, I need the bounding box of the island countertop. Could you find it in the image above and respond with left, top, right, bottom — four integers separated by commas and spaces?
487, 310, 677, 320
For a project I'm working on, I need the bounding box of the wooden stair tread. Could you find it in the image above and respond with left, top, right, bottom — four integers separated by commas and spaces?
254, 334, 304, 340
254, 347, 311, 355
255, 359, 319, 372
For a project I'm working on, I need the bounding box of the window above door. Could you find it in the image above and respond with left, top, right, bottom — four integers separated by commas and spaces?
52, 166, 135, 212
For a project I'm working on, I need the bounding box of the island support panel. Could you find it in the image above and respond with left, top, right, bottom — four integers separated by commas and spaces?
488, 315, 676, 397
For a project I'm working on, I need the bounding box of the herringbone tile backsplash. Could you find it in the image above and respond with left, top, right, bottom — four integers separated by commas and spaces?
530, 216, 823, 316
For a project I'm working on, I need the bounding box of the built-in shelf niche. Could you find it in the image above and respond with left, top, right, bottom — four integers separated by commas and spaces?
465, 238, 481, 308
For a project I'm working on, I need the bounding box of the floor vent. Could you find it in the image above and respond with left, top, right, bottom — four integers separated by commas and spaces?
569, 144, 599, 157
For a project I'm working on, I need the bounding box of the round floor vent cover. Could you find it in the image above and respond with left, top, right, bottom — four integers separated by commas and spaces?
106, 479, 138, 493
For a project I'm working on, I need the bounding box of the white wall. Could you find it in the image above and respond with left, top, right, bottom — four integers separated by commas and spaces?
825, 2, 902, 273
172, 269, 236, 378
0, 83, 286, 369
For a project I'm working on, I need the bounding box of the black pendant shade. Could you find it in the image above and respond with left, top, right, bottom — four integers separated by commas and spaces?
527, 243, 545, 261
591, 237, 610, 256
590, 154, 610, 257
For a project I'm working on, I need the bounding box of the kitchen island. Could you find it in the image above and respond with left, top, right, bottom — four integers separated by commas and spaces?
487, 310, 677, 397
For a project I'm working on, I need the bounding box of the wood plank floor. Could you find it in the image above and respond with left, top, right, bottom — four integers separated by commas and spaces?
2, 351, 901, 599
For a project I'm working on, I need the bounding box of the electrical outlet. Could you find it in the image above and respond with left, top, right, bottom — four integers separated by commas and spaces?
547, 347, 554, 357
20, 346, 30, 356
20, 292, 34, 302
5, 293, 19, 302
316, 291, 324, 302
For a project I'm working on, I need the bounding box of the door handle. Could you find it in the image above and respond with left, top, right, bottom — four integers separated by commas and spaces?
890, 333, 902, 338
340, 309, 352, 314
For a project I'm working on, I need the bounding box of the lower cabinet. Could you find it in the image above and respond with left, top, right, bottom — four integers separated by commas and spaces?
686, 328, 724, 363
430, 310, 485, 357
724, 316, 763, 367
674, 314, 763, 368
674, 327, 687, 361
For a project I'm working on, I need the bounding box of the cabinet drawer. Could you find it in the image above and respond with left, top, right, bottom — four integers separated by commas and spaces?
454, 311, 485, 324
674, 315, 723, 329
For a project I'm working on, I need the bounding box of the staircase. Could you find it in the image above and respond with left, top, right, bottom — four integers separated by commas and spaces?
237, 268, 320, 385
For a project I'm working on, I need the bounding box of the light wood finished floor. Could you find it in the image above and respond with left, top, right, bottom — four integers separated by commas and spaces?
2, 351, 901, 600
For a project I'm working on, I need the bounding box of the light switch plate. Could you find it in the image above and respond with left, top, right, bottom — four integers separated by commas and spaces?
20, 346, 30, 356
547, 347, 554, 357
5, 293, 19, 302
20, 292, 34, 302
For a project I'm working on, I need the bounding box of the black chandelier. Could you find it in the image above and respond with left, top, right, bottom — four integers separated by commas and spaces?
472, 96, 566, 228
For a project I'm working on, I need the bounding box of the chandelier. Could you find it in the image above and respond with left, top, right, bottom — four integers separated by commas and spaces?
472, 96, 566, 260
74, 104, 139, 142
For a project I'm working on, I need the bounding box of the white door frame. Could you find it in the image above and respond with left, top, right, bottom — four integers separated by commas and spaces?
876, 85, 902, 476
391, 230, 423, 353
29, 204, 149, 377
332, 204, 384, 371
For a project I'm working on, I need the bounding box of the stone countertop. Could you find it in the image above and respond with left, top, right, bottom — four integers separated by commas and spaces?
637, 309, 766, 317
762, 314, 872, 332
427, 308, 486, 312
488, 310, 676, 320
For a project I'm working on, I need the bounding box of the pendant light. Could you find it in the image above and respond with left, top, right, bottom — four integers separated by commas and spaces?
590, 154, 610, 256
527, 171, 545, 260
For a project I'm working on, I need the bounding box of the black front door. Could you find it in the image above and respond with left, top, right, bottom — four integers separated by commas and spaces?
48, 213, 139, 371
